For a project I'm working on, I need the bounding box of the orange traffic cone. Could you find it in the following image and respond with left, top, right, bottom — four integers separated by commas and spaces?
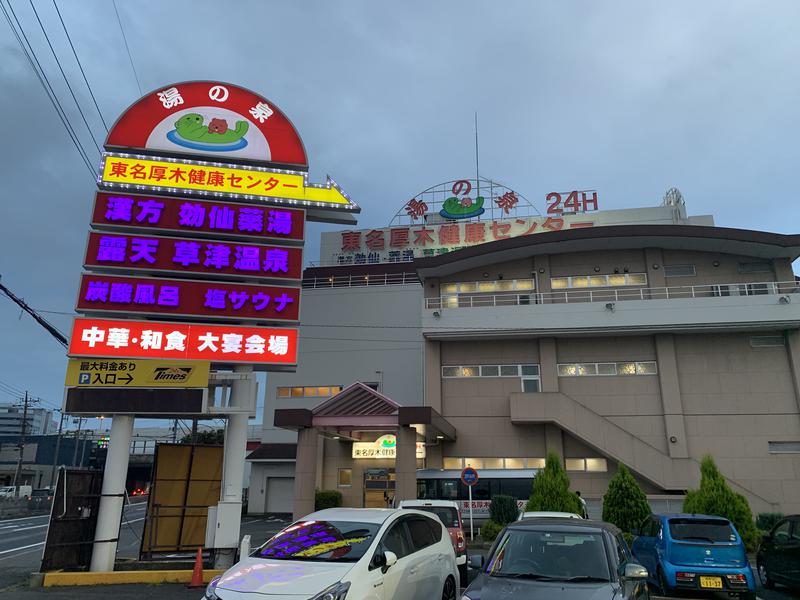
187, 547, 205, 588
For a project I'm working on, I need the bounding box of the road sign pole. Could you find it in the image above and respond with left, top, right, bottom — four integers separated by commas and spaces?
90, 414, 134, 572
468, 484, 474, 541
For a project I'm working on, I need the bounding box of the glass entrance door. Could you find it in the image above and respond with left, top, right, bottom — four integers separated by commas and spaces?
363, 468, 396, 508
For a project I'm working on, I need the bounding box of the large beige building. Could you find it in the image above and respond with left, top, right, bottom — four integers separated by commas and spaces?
248, 198, 800, 519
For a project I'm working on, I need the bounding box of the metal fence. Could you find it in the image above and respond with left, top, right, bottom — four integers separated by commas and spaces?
302, 272, 419, 289
426, 280, 799, 309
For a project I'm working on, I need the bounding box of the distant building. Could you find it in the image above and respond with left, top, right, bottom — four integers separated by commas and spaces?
0, 404, 56, 436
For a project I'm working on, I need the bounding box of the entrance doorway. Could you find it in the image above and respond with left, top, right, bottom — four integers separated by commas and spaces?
363, 468, 395, 508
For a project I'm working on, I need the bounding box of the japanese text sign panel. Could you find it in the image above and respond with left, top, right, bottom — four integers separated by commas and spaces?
351, 435, 426, 459
77, 274, 300, 322
69, 318, 298, 366
104, 81, 308, 167
84, 232, 302, 281
92, 192, 305, 243
100, 154, 355, 210
65, 359, 210, 388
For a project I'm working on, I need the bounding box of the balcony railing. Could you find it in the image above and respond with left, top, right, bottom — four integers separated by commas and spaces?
425, 280, 800, 309
303, 272, 420, 289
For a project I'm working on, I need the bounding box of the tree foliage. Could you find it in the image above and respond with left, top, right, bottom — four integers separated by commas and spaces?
489, 495, 519, 526
315, 489, 343, 511
526, 451, 582, 514
602, 464, 651, 534
180, 429, 224, 444
682, 455, 759, 550
480, 520, 503, 542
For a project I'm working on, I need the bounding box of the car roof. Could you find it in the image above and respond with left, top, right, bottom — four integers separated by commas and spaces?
655, 513, 732, 521
399, 500, 460, 509
300, 507, 434, 524
521, 511, 583, 518
512, 517, 620, 535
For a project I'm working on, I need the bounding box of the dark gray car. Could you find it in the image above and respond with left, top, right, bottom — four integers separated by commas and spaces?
462, 518, 650, 599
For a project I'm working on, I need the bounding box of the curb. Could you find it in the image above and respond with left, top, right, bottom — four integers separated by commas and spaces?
41, 569, 225, 587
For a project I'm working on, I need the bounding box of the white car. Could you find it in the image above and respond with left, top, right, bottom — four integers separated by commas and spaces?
518, 510, 583, 520
204, 507, 459, 600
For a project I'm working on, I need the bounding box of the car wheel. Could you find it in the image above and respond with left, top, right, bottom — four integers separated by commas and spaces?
441, 575, 457, 600
458, 563, 469, 587
758, 558, 774, 589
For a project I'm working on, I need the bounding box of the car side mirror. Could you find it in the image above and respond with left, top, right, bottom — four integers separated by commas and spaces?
623, 563, 648, 580
383, 550, 397, 572
468, 554, 485, 570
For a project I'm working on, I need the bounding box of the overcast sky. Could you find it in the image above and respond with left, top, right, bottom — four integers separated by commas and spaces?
1, 0, 799, 432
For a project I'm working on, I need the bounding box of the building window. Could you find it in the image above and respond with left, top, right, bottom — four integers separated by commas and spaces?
550, 273, 647, 289
663, 264, 696, 277
441, 279, 536, 307
737, 261, 771, 274
557, 361, 657, 377
750, 336, 785, 348
768, 441, 800, 454
277, 385, 343, 399
442, 457, 546, 470
585, 458, 609, 472
442, 457, 463, 469
337, 468, 352, 487
565, 458, 586, 471
443, 364, 540, 392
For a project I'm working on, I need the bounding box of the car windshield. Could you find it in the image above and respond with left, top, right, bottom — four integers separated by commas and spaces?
413, 506, 460, 528
487, 529, 610, 581
255, 520, 379, 562
669, 518, 735, 542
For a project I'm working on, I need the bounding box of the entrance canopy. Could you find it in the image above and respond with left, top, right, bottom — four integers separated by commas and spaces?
274, 382, 456, 442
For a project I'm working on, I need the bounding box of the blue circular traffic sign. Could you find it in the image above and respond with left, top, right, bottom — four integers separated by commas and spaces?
461, 466, 479, 486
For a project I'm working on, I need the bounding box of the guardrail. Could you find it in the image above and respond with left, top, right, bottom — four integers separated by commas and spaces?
425, 280, 799, 309
303, 272, 420, 289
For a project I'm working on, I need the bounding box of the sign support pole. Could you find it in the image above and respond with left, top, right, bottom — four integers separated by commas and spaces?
214, 365, 252, 570
90, 414, 134, 572
468, 484, 474, 541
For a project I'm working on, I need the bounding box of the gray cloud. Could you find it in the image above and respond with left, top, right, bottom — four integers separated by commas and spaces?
1, 0, 798, 425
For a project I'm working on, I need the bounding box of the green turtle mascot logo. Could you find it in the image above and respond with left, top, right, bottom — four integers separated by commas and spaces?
167, 113, 250, 152
439, 180, 485, 219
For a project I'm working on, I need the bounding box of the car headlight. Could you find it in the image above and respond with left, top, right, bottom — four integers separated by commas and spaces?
204, 576, 220, 600
309, 581, 350, 600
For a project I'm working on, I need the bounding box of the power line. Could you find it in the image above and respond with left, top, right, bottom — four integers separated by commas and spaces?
112, 0, 141, 96
0, 0, 95, 176
51, 0, 109, 131
0, 278, 68, 347
27, 0, 102, 155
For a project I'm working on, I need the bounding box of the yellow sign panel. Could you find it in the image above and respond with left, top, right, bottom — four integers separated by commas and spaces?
65, 359, 210, 388
100, 154, 353, 208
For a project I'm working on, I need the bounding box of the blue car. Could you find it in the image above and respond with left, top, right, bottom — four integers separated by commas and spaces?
631, 513, 756, 598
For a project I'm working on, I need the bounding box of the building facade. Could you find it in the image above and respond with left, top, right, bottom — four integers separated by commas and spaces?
248, 198, 800, 518
0, 404, 56, 436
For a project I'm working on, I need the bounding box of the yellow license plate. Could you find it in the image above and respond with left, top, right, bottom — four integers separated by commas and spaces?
699, 576, 723, 589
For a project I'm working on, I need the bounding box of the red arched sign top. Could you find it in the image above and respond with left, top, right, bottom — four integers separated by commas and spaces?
105, 81, 308, 169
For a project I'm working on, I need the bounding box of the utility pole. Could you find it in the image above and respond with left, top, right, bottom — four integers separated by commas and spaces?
172, 418, 178, 443
72, 417, 83, 466
49, 410, 65, 488
12, 391, 34, 497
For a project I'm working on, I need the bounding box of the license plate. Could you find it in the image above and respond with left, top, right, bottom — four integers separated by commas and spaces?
699, 576, 723, 589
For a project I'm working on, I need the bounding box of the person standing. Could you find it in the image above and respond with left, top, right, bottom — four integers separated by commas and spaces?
576, 490, 588, 518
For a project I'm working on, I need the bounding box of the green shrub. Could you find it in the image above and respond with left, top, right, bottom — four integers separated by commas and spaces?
756, 512, 784, 532
314, 489, 343, 511
526, 451, 582, 514
480, 520, 503, 542
602, 464, 651, 535
490, 495, 520, 525
683, 456, 759, 551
